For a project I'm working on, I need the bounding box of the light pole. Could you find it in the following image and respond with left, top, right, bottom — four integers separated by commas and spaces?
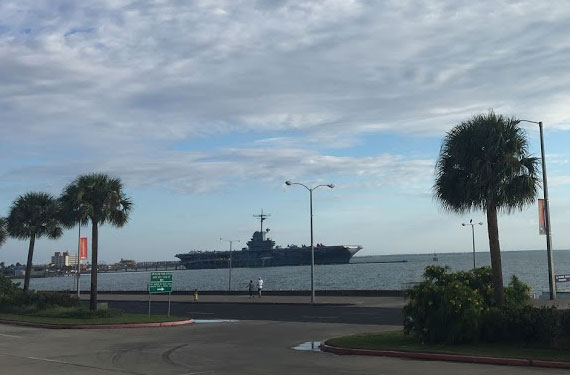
462, 219, 483, 270
220, 238, 240, 293
285, 180, 334, 303
517, 119, 556, 300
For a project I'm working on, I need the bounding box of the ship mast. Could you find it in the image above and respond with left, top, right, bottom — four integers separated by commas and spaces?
253, 210, 271, 236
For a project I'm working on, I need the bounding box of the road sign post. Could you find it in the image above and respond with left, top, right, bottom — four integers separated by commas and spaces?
148, 272, 174, 316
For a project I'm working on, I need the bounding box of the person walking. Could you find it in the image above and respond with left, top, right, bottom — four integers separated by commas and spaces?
248, 280, 254, 299
257, 277, 263, 298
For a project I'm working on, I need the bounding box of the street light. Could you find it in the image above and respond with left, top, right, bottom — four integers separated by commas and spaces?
285, 180, 335, 303
462, 219, 483, 270
517, 119, 556, 300
220, 238, 240, 293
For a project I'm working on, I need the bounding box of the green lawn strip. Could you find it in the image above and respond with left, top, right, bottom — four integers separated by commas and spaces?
325, 331, 570, 363
0, 313, 189, 325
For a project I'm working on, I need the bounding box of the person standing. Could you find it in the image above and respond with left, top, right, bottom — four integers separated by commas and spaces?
257, 277, 263, 298
248, 280, 254, 299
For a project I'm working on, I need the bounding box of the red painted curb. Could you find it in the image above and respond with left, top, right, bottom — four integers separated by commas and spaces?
531, 360, 570, 369
320, 342, 570, 369
0, 318, 193, 329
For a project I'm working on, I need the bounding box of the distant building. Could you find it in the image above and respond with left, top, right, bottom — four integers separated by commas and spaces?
118, 258, 137, 269
51, 251, 78, 269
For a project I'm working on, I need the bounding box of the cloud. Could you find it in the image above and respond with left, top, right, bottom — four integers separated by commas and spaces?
1, 145, 435, 195
0, 0, 569, 199
1, 0, 570, 149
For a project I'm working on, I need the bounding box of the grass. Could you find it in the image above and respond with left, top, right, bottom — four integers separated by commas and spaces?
0, 306, 189, 325
326, 330, 570, 363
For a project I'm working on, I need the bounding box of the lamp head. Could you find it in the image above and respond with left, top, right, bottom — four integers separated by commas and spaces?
478, 222, 484, 225
285, 180, 292, 186
327, 184, 335, 188
462, 223, 466, 226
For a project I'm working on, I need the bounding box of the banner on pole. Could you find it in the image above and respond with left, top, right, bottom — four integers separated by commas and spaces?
538, 199, 547, 235
80, 237, 88, 260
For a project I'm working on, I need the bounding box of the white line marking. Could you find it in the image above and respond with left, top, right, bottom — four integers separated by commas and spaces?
0, 333, 22, 338
0, 352, 143, 374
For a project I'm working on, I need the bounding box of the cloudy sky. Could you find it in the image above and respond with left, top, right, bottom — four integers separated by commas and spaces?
1, 0, 570, 265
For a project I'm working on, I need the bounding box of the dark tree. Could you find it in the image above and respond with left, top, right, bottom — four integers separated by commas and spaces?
60, 173, 132, 310
434, 111, 539, 305
7, 192, 63, 291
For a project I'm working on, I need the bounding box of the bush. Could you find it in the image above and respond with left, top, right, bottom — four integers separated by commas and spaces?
481, 306, 560, 344
404, 266, 486, 344
31, 291, 79, 310
505, 275, 531, 309
0, 274, 22, 306
404, 266, 534, 344
0, 274, 79, 313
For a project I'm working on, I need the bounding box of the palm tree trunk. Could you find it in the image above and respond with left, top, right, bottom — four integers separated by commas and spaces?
90, 221, 98, 310
486, 203, 505, 305
23, 233, 36, 291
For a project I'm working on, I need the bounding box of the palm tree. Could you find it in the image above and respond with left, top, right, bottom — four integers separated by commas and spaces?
0, 218, 7, 248
60, 173, 132, 310
434, 111, 539, 305
6, 192, 63, 291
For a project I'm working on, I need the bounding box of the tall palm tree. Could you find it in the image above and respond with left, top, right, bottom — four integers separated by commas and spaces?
434, 111, 539, 305
0, 218, 7, 248
60, 173, 132, 310
6, 192, 63, 291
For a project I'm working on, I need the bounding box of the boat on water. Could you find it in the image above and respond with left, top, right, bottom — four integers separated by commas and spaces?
175, 212, 362, 269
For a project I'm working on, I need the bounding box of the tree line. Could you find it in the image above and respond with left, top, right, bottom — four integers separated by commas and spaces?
0, 173, 132, 310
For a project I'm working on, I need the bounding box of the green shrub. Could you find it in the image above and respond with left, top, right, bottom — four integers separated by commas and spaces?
404, 265, 534, 344
505, 275, 531, 309
0, 274, 22, 306
482, 306, 560, 344
404, 266, 486, 344
31, 291, 79, 310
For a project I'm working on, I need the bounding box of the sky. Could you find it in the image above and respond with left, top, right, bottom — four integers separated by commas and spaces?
1, 0, 570, 265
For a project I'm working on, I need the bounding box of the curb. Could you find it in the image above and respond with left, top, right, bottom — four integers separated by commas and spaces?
320, 342, 570, 369
0, 318, 194, 329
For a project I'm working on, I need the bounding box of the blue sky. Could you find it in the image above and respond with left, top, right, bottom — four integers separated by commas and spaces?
1, 0, 570, 265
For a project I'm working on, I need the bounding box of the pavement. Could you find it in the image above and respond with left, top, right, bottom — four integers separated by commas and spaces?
2, 294, 568, 374
1, 319, 566, 375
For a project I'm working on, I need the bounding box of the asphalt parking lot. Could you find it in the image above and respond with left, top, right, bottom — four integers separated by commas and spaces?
1, 317, 566, 374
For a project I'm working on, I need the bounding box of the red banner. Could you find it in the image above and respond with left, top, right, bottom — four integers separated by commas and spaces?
80, 237, 88, 260
538, 199, 546, 235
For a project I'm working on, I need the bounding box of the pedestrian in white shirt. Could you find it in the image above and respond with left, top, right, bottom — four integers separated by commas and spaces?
257, 277, 263, 298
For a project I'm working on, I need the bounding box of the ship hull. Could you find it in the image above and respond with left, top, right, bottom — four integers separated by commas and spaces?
176, 246, 361, 270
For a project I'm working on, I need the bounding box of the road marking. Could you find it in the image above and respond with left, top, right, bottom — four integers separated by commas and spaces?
301, 316, 338, 319
0, 352, 143, 374
0, 333, 22, 338
176, 372, 214, 375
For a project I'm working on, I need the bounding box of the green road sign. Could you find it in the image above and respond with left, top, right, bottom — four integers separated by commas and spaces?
150, 271, 173, 282
149, 281, 172, 293
149, 272, 173, 293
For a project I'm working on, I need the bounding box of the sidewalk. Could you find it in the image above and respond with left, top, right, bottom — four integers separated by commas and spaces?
80, 293, 407, 308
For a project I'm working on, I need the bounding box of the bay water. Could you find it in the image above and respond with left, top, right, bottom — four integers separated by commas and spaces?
28, 250, 570, 294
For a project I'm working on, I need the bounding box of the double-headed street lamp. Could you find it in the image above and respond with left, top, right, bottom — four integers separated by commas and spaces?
462, 219, 483, 270
517, 119, 556, 300
285, 180, 334, 303
220, 238, 240, 293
